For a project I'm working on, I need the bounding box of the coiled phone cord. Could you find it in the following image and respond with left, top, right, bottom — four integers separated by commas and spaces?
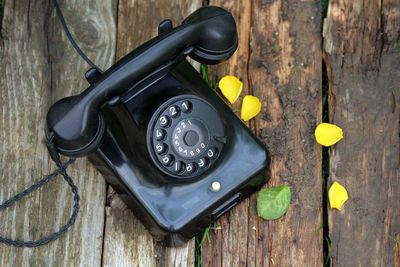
0, 136, 79, 247
0, 0, 100, 247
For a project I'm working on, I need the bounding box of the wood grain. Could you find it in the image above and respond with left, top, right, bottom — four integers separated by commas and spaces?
200, 1, 254, 266
252, 1, 323, 264
0, 0, 116, 266
102, 1, 201, 266
323, 0, 400, 266
201, 0, 323, 266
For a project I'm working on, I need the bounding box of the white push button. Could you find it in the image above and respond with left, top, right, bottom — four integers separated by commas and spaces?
210, 181, 221, 192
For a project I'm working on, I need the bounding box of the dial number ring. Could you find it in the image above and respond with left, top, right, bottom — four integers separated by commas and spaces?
147, 95, 225, 179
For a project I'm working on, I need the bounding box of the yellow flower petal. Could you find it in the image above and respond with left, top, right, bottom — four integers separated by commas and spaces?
218, 75, 243, 104
241, 95, 262, 121
314, 123, 343, 147
328, 181, 348, 210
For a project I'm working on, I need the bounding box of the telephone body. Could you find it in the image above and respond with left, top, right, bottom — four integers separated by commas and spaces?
46, 6, 269, 246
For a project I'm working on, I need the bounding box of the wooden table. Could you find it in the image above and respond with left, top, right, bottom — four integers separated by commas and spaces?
0, 0, 398, 266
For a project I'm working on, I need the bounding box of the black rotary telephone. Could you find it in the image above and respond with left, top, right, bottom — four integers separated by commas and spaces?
2, 6, 269, 247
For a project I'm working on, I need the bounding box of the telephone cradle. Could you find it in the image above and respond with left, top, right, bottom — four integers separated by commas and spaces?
46, 6, 270, 246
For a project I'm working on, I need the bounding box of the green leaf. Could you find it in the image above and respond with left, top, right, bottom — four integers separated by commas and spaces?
257, 185, 291, 220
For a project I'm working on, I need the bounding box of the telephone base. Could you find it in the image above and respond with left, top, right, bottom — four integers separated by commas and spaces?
89, 60, 269, 246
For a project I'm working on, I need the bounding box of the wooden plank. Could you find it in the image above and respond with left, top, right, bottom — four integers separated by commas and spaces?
102, 1, 201, 266
0, 0, 116, 266
323, 0, 400, 266
201, 0, 323, 266
200, 1, 253, 266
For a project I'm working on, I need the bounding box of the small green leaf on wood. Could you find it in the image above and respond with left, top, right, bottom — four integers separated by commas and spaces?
257, 185, 291, 220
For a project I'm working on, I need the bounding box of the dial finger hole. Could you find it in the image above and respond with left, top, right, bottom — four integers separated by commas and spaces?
197, 157, 208, 168
181, 100, 192, 113
206, 147, 218, 159
161, 154, 174, 166
168, 105, 180, 118
185, 162, 196, 174
155, 143, 167, 154
159, 115, 171, 128
155, 128, 166, 141
173, 161, 185, 173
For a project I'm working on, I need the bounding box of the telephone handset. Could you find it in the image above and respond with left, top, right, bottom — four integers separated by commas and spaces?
46, 6, 269, 246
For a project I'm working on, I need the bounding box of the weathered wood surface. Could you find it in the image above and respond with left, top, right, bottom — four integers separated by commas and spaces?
2, 0, 399, 266
201, 0, 323, 266
323, 0, 400, 266
0, 0, 116, 266
102, 1, 201, 267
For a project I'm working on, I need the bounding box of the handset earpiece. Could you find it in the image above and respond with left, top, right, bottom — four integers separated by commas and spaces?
184, 6, 238, 64
46, 6, 238, 157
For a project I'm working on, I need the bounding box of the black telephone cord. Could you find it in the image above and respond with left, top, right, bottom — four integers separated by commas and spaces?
0, 135, 79, 248
52, 0, 102, 72
0, 158, 78, 247
0, 0, 100, 248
